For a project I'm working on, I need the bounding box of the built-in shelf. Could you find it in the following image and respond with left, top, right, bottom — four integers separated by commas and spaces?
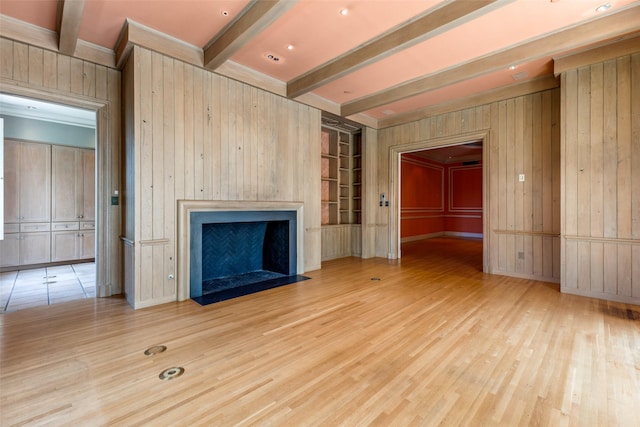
321, 125, 362, 226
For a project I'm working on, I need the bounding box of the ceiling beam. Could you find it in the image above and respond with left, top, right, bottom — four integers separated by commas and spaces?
57, 0, 85, 56
204, 0, 300, 71
341, 4, 640, 117
287, 0, 505, 99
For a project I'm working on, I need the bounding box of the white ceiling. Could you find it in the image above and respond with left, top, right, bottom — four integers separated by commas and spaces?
0, 93, 96, 128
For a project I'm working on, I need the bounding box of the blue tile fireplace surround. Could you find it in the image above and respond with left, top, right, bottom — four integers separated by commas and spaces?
189, 210, 305, 304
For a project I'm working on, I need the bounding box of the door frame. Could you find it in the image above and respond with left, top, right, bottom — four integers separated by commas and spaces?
388, 130, 490, 273
1, 83, 115, 297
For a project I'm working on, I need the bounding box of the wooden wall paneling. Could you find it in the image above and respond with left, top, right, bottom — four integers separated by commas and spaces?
508, 97, 531, 274
28, 46, 43, 87
1, 38, 13, 78
109, 67, 122, 295
551, 89, 561, 280
632, 53, 640, 298
13, 42, 28, 82
616, 56, 632, 297
361, 127, 378, 259
505, 99, 516, 274
193, 68, 205, 201
488, 103, 499, 273
306, 109, 322, 271
42, 50, 57, 89
69, 57, 84, 95
496, 101, 507, 273
138, 47, 152, 243
163, 55, 176, 298
524, 96, 535, 275
182, 64, 194, 200
123, 46, 321, 306
379, 91, 560, 283
590, 63, 605, 293
83, 61, 96, 97
541, 91, 553, 278
531, 93, 543, 276
576, 67, 592, 292
94, 64, 107, 99
561, 51, 639, 304
56, 54, 70, 93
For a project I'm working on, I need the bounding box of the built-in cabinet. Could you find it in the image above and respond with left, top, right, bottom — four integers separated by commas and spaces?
1, 139, 95, 269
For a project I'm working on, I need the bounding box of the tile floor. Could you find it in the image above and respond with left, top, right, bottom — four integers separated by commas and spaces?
0, 263, 96, 313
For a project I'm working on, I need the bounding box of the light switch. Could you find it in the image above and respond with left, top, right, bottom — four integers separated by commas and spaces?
518, 174, 525, 182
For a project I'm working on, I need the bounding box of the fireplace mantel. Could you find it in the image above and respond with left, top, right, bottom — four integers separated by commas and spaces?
177, 200, 305, 301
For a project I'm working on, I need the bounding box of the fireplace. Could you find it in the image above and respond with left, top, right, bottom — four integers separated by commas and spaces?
190, 210, 297, 298
177, 201, 305, 302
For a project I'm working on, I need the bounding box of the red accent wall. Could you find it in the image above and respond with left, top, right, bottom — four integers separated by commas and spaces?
401, 154, 482, 239
400, 155, 444, 238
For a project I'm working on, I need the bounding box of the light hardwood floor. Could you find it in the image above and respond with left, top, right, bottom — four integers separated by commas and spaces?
1, 237, 638, 426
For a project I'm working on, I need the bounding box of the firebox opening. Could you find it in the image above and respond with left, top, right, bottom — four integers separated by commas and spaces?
189, 210, 305, 304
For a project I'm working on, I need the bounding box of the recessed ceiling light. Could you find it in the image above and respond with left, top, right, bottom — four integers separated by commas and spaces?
287, 44, 294, 51
221, 10, 229, 16
595, 3, 611, 12
508, 65, 518, 70
266, 54, 280, 62
340, 8, 349, 16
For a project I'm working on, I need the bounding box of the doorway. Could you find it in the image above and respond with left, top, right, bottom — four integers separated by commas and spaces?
0, 94, 98, 312
388, 131, 490, 273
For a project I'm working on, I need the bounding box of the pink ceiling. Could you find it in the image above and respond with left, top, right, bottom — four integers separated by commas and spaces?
79, 0, 251, 49
366, 58, 554, 119
0, 0, 637, 126
0, 0, 58, 31
313, 0, 638, 103
230, 0, 442, 81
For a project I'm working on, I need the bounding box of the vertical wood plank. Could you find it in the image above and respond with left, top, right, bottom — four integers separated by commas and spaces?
602, 60, 618, 239
95, 65, 107, 100
202, 72, 213, 200
162, 56, 175, 298
497, 101, 507, 272
83, 61, 96, 97
564, 71, 578, 239
603, 243, 618, 295
27, 46, 43, 86
151, 52, 164, 241
13, 42, 28, 82
0, 38, 13, 78
506, 99, 516, 273
56, 54, 71, 92
173, 61, 185, 202
589, 63, 604, 239
42, 49, 57, 88
616, 56, 631, 240
576, 67, 591, 238
210, 74, 222, 199
219, 76, 229, 200
590, 243, 604, 293
248, 86, 259, 200
138, 48, 153, 242
193, 68, 204, 200
183, 64, 195, 200
577, 241, 591, 292
631, 53, 640, 240
70, 58, 84, 94
523, 95, 533, 275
